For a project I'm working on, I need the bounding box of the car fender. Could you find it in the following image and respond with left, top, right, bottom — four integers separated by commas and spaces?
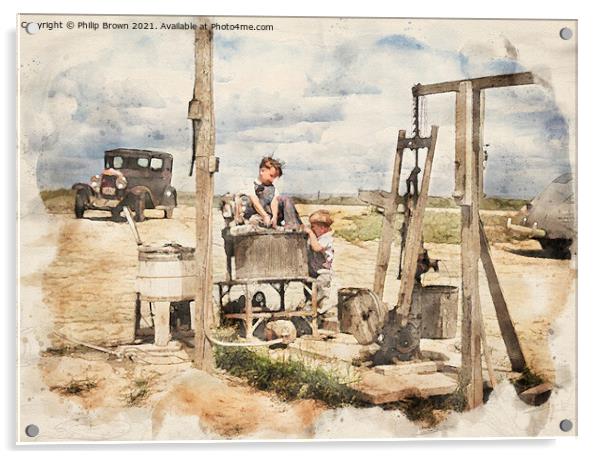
71, 183, 94, 201
127, 185, 154, 207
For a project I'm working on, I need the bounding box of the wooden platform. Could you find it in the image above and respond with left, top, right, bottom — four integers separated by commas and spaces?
350, 370, 457, 404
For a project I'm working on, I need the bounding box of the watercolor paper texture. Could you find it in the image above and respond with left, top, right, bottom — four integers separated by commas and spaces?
18, 15, 577, 443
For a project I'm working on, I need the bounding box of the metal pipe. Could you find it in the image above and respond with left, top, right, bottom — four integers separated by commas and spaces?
506, 218, 546, 238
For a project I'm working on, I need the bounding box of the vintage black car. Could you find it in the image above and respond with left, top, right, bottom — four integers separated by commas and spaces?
72, 148, 177, 222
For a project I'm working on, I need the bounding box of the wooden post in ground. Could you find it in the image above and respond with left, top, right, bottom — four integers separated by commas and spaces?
190, 17, 217, 371
456, 81, 484, 409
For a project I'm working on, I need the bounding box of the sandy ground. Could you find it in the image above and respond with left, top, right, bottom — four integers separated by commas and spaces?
18, 204, 576, 441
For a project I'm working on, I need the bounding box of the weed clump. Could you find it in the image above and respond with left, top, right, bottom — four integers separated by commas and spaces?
215, 347, 357, 407
123, 377, 153, 406
50, 377, 98, 396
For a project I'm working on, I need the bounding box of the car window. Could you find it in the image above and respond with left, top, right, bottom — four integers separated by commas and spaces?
150, 157, 163, 171
137, 157, 149, 168
113, 156, 124, 169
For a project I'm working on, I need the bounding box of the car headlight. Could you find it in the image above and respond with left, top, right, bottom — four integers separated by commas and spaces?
165, 190, 172, 197
116, 176, 127, 190
90, 175, 100, 190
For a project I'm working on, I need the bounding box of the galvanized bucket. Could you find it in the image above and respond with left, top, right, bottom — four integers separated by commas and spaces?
417, 285, 459, 339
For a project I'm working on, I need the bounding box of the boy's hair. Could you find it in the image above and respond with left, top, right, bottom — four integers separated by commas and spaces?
259, 156, 284, 177
309, 209, 333, 228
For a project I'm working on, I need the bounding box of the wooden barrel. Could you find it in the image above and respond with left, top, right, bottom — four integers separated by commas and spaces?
338, 287, 388, 345
136, 244, 196, 301
418, 285, 459, 339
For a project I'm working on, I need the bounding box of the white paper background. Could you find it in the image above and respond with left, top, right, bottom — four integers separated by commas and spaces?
3, 0, 598, 456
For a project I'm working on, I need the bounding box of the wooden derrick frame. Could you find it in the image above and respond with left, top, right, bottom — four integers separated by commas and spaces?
363, 72, 533, 409
413, 72, 533, 408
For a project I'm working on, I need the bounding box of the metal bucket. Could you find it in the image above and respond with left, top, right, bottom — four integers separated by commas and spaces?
135, 243, 196, 301
417, 285, 459, 339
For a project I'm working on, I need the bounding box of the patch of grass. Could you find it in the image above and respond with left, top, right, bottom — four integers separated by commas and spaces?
423, 211, 461, 244
215, 347, 358, 407
39, 188, 75, 214
481, 197, 530, 211
511, 367, 546, 393
123, 376, 153, 406
50, 377, 98, 396
333, 208, 517, 245
334, 213, 384, 243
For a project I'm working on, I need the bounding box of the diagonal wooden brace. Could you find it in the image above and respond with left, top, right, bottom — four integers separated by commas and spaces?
395, 126, 439, 325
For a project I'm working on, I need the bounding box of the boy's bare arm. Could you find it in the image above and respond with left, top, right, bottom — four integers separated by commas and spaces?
249, 195, 268, 217
305, 227, 326, 252
249, 195, 271, 225
270, 197, 279, 227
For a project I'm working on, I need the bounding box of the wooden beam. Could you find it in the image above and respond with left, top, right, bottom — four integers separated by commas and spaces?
478, 218, 527, 372
453, 86, 468, 202
396, 126, 438, 324
191, 18, 217, 371
474, 89, 485, 201
457, 81, 483, 409
413, 72, 534, 97
372, 130, 406, 299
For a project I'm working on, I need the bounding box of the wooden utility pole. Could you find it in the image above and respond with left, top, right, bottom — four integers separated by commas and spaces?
189, 18, 217, 371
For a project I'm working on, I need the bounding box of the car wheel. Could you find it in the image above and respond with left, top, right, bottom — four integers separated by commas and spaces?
74, 190, 86, 219
164, 208, 174, 219
539, 238, 572, 259
134, 194, 146, 222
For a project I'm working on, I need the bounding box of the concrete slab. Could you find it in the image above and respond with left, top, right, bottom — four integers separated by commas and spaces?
350, 370, 457, 404
374, 361, 437, 377
289, 334, 378, 363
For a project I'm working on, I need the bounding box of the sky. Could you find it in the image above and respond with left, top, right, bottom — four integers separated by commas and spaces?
18, 16, 577, 199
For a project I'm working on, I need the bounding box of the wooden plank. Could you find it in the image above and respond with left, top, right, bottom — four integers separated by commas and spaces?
350, 371, 457, 405
457, 81, 484, 409
474, 89, 485, 201
479, 218, 527, 372
374, 361, 437, 377
372, 130, 405, 299
191, 18, 217, 371
395, 126, 439, 325
413, 72, 535, 97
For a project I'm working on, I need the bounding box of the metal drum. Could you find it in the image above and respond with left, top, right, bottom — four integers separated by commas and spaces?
418, 285, 459, 339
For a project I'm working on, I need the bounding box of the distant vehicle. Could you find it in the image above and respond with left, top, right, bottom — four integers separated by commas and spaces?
72, 148, 177, 222
507, 172, 575, 258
